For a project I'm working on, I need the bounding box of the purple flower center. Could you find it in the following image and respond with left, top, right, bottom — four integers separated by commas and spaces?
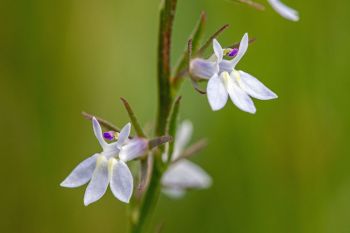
228, 48, 239, 57
103, 131, 115, 141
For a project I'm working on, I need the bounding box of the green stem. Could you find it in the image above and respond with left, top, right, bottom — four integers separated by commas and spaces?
156, 0, 177, 136
129, 0, 178, 232
130, 157, 162, 233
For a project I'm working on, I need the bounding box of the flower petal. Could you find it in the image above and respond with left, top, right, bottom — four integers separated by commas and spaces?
230, 33, 249, 68
173, 120, 193, 160
110, 159, 133, 203
162, 160, 212, 190
213, 39, 223, 63
119, 138, 148, 162
60, 154, 98, 188
92, 117, 108, 149
84, 156, 109, 206
227, 72, 256, 114
162, 188, 186, 199
238, 71, 278, 100
190, 58, 218, 80
219, 59, 235, 73
207, 73, 228, 111
268, 0, 299, 22
117, 122, 131, 147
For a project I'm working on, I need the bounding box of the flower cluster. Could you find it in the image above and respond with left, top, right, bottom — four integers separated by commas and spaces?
61, 34, 282, 206
60, 2, 300, 232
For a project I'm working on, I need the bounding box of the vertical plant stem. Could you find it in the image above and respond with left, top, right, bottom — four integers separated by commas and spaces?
130, 157, 163, 233
156, 0, 177, 136
129, 0, 177, 232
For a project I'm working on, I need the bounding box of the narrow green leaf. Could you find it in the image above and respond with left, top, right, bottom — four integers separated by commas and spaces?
195, 23, 230, 56
166, 96, 182, 138
191, 11, 207, 52
173, 11, 206, 81
166, 96, 182, 163
120, 97, 146, 138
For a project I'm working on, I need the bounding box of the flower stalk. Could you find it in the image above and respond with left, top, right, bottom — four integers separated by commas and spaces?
130, 0, 178, 232
129, 156, 163, 233
156, 0, 178, 136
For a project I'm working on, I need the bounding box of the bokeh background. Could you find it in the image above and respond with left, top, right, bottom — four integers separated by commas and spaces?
1, 0, 350, 232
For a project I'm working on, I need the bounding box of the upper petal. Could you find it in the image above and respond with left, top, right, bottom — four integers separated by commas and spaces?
109, 159, 133, 203
207, 73, 228, 111
119, 138, 148, 162
227, 72, 256, 114
230, 33, 249, 69
84, 156, 109, 206
268, 0, 299, 22
213, 39, 223, 63
172, 120, 193, 160
238, 71, 278, 100
92, 117, 108, 149
190, 58, 218, 80
162, 160, 212, 190
60, 154, 98, 188
117, 122, 131, 147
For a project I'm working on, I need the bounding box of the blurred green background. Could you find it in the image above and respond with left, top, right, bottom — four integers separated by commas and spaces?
1, 0, 350, 232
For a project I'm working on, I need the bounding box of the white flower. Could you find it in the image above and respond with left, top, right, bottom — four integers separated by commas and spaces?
190, 34, 277, 113
162, 121, 212, 198
60, 117, 147, 205
194, 33, 277, 113
268, 0, 299, 22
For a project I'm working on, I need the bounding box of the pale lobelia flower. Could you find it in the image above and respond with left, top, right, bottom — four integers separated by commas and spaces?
60, 117, 148, 205
191, 33, 278, 114
161, 120, 212, 198
267, 0, 299, 22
